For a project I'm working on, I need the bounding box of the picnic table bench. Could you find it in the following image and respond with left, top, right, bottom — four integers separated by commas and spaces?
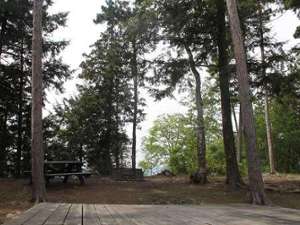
25, 161, 92, 185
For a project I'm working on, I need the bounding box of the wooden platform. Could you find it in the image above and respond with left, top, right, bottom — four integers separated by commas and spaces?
4, 203, 300, 225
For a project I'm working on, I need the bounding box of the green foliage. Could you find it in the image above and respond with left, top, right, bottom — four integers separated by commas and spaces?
1, 0, 300, 179
141, 83, 232, 176
140, 111, 240, 176
0, 0, 70, 176
206, 140, 226, 176
255, 95, 300, 173
140, 114, 197, 175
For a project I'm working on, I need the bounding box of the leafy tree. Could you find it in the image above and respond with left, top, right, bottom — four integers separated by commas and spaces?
141, 114, 197, 175
141, 82, 231, 176
147, 0, 215, 184
255, 95, 300, 173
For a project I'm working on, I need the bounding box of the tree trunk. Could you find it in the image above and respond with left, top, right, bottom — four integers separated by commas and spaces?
16, 40, 25, 177
0, 17, 7, 58
225, 0, 267, 204
238, 104, 244, 162
31, 0, 46, 202
131, 41, 138, 170
264, 93, 275, 174
185, 44, 207, 184
79, 143, 83, 163
258, 1, 276, 174
216, 0, 243, 190
232, 104, 241, 162
0, 109, 8, 177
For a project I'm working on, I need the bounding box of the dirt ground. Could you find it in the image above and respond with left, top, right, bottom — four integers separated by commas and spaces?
0, 174, 300, 224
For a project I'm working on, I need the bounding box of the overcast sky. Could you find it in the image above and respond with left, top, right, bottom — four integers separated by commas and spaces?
47, 0, 299, 164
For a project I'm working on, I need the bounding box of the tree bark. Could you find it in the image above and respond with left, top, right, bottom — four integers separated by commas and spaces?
0, 109, 8, 177
264, 94, 275, 174
232, 104, 241, 162
185, 44, 207, 184
131, 41, 138, 171
258, 1, 276, 174
31, 0, 46, 202
237, 104, 244, 162
215, 0, 243, 190
16, 39, 25, 177
103, 75, 114, 175
0, 17, 7, 59
225, 0, 267, 204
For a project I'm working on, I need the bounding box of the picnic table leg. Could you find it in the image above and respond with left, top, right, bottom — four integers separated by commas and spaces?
63, 175, 69, 183
78, 175, 85, 185
28, 175, 32, 185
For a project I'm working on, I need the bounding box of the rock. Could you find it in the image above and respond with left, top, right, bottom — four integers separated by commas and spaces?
158, 170, 175, 177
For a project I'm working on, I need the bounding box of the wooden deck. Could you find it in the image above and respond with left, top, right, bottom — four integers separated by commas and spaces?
4, 203, 300, 225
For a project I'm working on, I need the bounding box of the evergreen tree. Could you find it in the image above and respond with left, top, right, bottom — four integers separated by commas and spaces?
226, 0, 267, 205
0, 0, 70, 177
78, 26, 133, 174
95, 0, 157, 170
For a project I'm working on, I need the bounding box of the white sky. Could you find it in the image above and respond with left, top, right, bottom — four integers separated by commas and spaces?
46, 0, 299, 164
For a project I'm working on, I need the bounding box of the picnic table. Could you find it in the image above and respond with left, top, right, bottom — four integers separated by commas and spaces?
26, 161, 92, 185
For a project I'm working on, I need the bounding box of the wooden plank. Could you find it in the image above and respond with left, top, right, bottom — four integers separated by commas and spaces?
23, 203, 60, 225
111, 205, 155, 225
133, 205, 188, 225
94, 205, 118, 225
105, 205, 132, 225
82, 204, 101, 225
3, 203, 47, 225
44, 203, 71, 225
162, 205, 215, 225
106, 205, 144, 225
129, 205, 162, 225
64, 204, 82, 225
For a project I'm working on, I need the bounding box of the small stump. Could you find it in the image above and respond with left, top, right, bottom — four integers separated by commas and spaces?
190, 169, 207, 184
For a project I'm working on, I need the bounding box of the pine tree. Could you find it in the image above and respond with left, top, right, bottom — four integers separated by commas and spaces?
214, 0, 243, 189
95, 0, 156, 171
225, 0, 267, 204
0, 0, 70, 177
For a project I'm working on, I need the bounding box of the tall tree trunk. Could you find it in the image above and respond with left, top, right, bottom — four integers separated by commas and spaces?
225, 0, 267, 204
185, 44, 207, 184
104, 76, 114, 175
216, 0, 243, 190
258, 1, 276, 174
264, 94, 275, 173
131, 41, 138, 171
0, 109, 8, 177
115, 100, 120, 169
31, 0, 46, 202
16, 40, 25, 177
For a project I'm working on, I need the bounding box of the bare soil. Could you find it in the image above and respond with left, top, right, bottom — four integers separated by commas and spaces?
0, 174, 300, 224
